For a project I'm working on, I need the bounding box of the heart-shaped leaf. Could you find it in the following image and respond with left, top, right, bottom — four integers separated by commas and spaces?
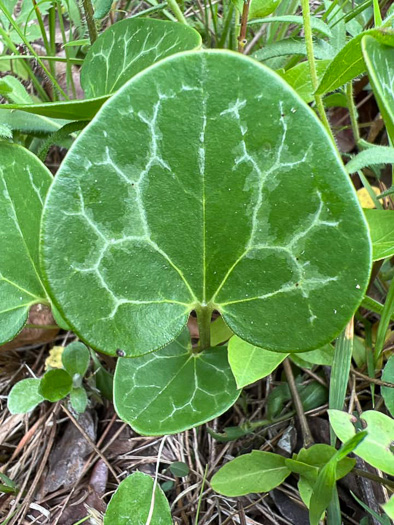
362, 35, 394, 141
114, 329, 240, 435
104, 471, 171, 524
0, 19, 201, 121
0, 143, 52, 345
211, 450, 290, 496
41, 50, 371, 357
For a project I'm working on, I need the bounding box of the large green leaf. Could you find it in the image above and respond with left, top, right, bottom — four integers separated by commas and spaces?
316, 28, 394, 95
381, 355, 394, 417
0, 143, 51, 345
103, 471, 172, 525
41, 50, 371, 357
362, 35, 394, 141
228, 335, 287, 388
211, 450, 290, 496
81, 18, 202, 98
114, 329, 239, 435
0, 19, 201, 120
364, 209, 394, 261
328, 409, 394, 475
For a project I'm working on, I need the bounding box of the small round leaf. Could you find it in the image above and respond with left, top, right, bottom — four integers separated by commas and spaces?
39, 369, 73, 402
8, 378, 43, 414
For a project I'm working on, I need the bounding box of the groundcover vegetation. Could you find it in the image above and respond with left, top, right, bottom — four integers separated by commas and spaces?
0, 0, 393, 523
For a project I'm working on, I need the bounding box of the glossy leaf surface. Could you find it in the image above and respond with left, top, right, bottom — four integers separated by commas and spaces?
42, 50, 371, 357
114, 329, 239, 435
228, 335, 287, 388
211, 450, 290, 496
364, 209, 394, 261
0, 143, 51, 345
103, 471, 171, 525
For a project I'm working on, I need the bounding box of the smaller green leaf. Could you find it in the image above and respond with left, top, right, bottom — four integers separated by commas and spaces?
253, 38, 333, 62
362, 35, 394, 141
103, 471, 172, 524
364, 210, 394, 261
316, 28, 394, 95
346, 146, 394, 174
279, 60, 330, 103
62, 341, 90, 379
93, 0, 112, 19
382, 495, 394, 521
169, 462, 189, 478
296, 444, 356, 480
381, 355, 394, 416
249, 15, 333, 38
39, 369, 73, 402
228, 335, 287, 389
210, 316, 233, 346
328, 409, 394, 475
285, 458, 318, 483
211, 451, 290, 497
309, 460, 336, 525
298, 476, 313, 508
114, 329, 239, 435
0, 75, 32, 104
70, 387, 88, 413
8, 378, 43, 414
290, 344, 334, 368
63, 38, 90, 47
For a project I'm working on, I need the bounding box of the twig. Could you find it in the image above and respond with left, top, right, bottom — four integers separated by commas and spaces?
61, 404, 119, 481
351, 367, 394, 388
283, 358, 314, 448
82, 0, 98, 44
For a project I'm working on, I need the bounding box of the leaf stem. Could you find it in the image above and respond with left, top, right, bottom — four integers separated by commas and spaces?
196, 306, 213, 351
375, 277, 394, 362
167, 0, 188, 25
238, 0, 251, 52
300, 0, 335, 144
82, 0, 98, 44
346, 81, 360, 145
283, 358, 314, 448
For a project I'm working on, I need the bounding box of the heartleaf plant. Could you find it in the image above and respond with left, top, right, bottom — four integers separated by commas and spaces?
36, 49, 371, 435
41, 50, 371, 358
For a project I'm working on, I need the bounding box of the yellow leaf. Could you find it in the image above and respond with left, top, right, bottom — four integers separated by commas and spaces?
357, 187, 379, 208
45, 346, 64, 370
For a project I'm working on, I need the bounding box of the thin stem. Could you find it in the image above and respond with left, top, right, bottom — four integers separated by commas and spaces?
237, 0, 251, 53
283, 358, 314, 448
167, 0, 188, 24
196, 306, 213, 351
82, 0, 98, 44
346, 82, 360, 144
354, 469, 394, 490
25, 324, 59, 330
300, 0, 336, 144
375, 277, 394, 362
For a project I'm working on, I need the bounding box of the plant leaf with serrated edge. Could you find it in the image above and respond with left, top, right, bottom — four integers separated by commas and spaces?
41, 50, 371, 357
114, 328, 240, 435
228, 335, 287, 388
0, 19, 201, 120
7, 378, 44, 414
364, 209, 394, 261
362, 35, 394, 141
0, 142, 51, 345
103, 471, 171, 524
211, 450, 290, 496
249, 15, 332, 38
346, 146, 394, 174
316, 28, 394, 95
